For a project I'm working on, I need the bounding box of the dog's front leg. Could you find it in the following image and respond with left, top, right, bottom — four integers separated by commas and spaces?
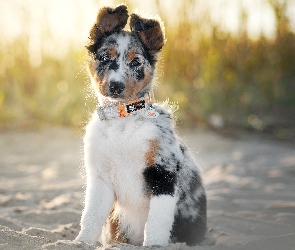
76, 176, 114, 245
143, 194, 177, 246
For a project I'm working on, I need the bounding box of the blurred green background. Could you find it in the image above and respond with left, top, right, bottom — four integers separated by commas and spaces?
0, 0, 294, 139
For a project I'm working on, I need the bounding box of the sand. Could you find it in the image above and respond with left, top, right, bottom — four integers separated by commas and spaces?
0, 127, 294, 250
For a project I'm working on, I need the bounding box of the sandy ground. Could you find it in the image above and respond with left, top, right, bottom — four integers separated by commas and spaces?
0, 127, 295, 250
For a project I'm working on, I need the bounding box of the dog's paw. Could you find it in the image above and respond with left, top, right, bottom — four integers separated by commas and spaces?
74, 234, 96, 245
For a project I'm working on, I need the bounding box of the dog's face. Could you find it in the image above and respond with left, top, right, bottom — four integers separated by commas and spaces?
87, 5, 165, 102
89, 32, 153, 100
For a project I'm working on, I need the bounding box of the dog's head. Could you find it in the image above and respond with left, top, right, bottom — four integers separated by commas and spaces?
86, 5, 165, 102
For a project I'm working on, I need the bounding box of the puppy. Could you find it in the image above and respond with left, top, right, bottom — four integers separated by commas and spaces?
75, 5, 207, 247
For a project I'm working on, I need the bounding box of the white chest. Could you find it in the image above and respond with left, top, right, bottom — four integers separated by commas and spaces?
84, 114, 156, 207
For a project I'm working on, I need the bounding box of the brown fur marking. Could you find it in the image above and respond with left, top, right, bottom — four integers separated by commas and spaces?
124, 81, 135, 100
145, 139, 159, 166
127, 50, 135, 62
124, 80, 143, 100
109, 47, 117, 58
107, 209, 128, 243
98, 78, 108, 96
124, 69, 152, 100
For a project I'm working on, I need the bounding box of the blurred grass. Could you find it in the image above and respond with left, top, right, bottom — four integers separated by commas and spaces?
0, 0, 294, 139
0, 37, 95, 129
156, 0, 295, 136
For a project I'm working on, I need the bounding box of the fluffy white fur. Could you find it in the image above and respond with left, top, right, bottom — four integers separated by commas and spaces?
76, 176, 114, 243
143, 195, 178, 246
76, 111, 178, 246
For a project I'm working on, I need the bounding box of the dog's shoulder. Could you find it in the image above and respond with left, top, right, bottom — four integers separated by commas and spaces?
151, 104, 177, 137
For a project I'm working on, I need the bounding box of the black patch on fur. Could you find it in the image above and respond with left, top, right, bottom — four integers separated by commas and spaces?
87, 40, 104, 55
134, 67, 145, 81
156, 124, 173, 136
176, 162, 181, 172
171, 193, 207, 246
143, 164, 176, 196
95, 60, 110, 77
179, 144, 185, 154
109, 60, 119, 71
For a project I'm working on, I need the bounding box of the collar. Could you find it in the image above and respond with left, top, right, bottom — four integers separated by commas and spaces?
97, 91, 158, 120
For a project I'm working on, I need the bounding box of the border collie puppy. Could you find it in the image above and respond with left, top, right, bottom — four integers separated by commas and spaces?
75, 5, 207, 247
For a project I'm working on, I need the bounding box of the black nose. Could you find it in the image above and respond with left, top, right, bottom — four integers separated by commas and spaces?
109, 81, 125, 96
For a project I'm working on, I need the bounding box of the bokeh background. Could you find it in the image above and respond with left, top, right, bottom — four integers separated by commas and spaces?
1, 0, 295, 139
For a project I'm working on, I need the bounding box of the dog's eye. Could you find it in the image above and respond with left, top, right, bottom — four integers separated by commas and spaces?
98, 53, 111, 63
130, 57, 142, 68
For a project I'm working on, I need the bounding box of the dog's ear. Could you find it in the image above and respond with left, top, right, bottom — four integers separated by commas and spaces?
130, 14, 165, 53
87, 5, 128, 54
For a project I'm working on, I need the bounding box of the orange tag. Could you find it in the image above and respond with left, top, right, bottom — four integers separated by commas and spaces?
145, 105, 159, 119
117, 104, 129, 117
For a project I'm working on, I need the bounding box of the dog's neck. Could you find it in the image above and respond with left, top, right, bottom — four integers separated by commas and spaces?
96, 91, 158, 120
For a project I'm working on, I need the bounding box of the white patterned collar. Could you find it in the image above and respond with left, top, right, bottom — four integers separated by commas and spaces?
97, 91, 159, 120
